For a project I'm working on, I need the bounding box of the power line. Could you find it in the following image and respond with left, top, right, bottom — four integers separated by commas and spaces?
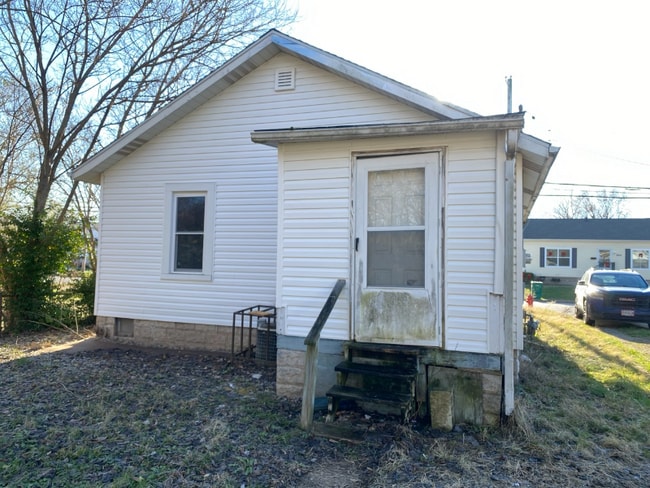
544, 182, 650, 191
564, 146, 650, 168
538, 194, 650, 200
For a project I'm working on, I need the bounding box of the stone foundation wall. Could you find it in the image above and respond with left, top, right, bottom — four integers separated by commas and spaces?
276, 349, 306, 397
275, 336, 343, 399
95, 316, 252, 353
428, 366, 503, 427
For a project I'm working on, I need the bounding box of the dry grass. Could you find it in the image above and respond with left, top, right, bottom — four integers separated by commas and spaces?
513, 307, 650, 482
0, 312, 649, 487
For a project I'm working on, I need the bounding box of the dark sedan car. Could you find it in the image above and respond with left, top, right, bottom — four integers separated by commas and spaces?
574, 268, 650, 326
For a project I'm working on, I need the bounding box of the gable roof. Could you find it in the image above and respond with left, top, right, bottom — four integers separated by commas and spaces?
72, 29, 559, 220
524, 219, 650, 241
72, 30, 472, 185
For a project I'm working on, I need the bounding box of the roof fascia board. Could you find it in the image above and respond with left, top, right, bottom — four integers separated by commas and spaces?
519, 132, 559, 162
251, 113, 525, 147
520, 133, 559, 190
520, 133, 559, 222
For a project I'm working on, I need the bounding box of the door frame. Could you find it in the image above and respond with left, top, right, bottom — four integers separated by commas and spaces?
351, 150, 443, 346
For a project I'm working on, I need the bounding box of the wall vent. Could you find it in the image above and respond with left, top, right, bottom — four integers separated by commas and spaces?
275, 68, 295, 91
115, 317, 134, 337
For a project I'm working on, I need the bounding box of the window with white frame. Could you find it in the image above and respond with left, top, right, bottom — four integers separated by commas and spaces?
632, 249, 649, 269
162, 183, 214, 280
174, 195, 205, 271
545, 248, 572, 267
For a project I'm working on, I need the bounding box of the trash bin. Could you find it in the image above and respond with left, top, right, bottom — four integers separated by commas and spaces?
531, 281, 543, 299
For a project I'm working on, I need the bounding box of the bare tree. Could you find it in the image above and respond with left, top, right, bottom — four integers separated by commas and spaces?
0, 0, 295, 217
552, 189, 628, 219
0, 76, 35, 210
71, 180, 99, 271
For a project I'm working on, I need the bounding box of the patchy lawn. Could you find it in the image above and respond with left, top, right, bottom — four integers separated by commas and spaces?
0, 321, 648, 487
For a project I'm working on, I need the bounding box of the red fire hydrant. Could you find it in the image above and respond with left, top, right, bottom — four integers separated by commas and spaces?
526, 293, 534, 307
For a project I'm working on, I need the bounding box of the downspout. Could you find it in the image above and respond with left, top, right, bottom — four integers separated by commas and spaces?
503, 128, 518, 417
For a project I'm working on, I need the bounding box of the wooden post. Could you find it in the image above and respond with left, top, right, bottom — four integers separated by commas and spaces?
300, 341, 319, 430
299, 279, 346, 431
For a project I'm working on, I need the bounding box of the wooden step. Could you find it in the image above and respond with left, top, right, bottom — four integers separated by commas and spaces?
345, 341, 420, 357
311, 422, 394, 443
326, 384, 413, 407
334, 360, 416, 380
311, 422, 367, 443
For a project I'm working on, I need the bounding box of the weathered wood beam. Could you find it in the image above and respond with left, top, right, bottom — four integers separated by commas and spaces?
300, 279, 346, 430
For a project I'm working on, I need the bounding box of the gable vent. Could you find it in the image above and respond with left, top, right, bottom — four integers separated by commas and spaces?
275, 68, 295, 91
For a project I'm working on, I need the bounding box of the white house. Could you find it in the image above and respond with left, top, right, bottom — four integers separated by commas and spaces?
524, 219, 650, 282
73, 30, 559, 426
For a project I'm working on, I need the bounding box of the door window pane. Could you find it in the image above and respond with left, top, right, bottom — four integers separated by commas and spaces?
367, 168, 425, 287
368, 168, 424, 227
598, 249, 612, 268
367, 230, 424, 287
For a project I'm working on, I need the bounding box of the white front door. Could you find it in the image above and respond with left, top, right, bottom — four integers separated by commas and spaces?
353, 152, 441, 346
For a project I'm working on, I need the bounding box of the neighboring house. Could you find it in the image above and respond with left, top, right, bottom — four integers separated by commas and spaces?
524, 219, 650, 281
72, 30, 559, 426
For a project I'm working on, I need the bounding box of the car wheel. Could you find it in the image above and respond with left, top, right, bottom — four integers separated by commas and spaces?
583, 299, 595, 326
575, 304, 583, 319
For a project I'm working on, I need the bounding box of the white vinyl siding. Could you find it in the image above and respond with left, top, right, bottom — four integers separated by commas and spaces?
278, 144, 352, 339
444, 134, 499, 353
278, 132, 500, 354
96, 53, 433, 327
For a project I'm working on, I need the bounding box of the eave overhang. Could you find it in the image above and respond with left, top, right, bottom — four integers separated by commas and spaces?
520, 134, 560, 221
251, 113, 526, 147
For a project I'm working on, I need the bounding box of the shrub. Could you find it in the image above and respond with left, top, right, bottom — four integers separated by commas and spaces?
69, 271, 96, 326
0, 210, 83, 332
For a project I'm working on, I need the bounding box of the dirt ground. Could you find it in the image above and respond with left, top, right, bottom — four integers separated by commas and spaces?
1, 328, 648, 487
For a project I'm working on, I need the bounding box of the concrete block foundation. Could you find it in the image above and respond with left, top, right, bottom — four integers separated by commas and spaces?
95, 315, 249, 353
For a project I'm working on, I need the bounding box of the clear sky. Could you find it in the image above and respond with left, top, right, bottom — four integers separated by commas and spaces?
285, 0, 650, 218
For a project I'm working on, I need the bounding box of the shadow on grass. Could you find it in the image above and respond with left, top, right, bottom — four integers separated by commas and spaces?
596, 322, 650, 345
557, 324, 650, 381
521, 321, 650, 445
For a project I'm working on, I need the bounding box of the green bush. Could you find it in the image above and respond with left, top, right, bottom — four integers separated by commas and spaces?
69, 271, 96, 326
0, 210, 83, 332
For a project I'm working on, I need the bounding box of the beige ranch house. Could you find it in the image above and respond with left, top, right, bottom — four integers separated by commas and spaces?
73, 30, 559, 428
